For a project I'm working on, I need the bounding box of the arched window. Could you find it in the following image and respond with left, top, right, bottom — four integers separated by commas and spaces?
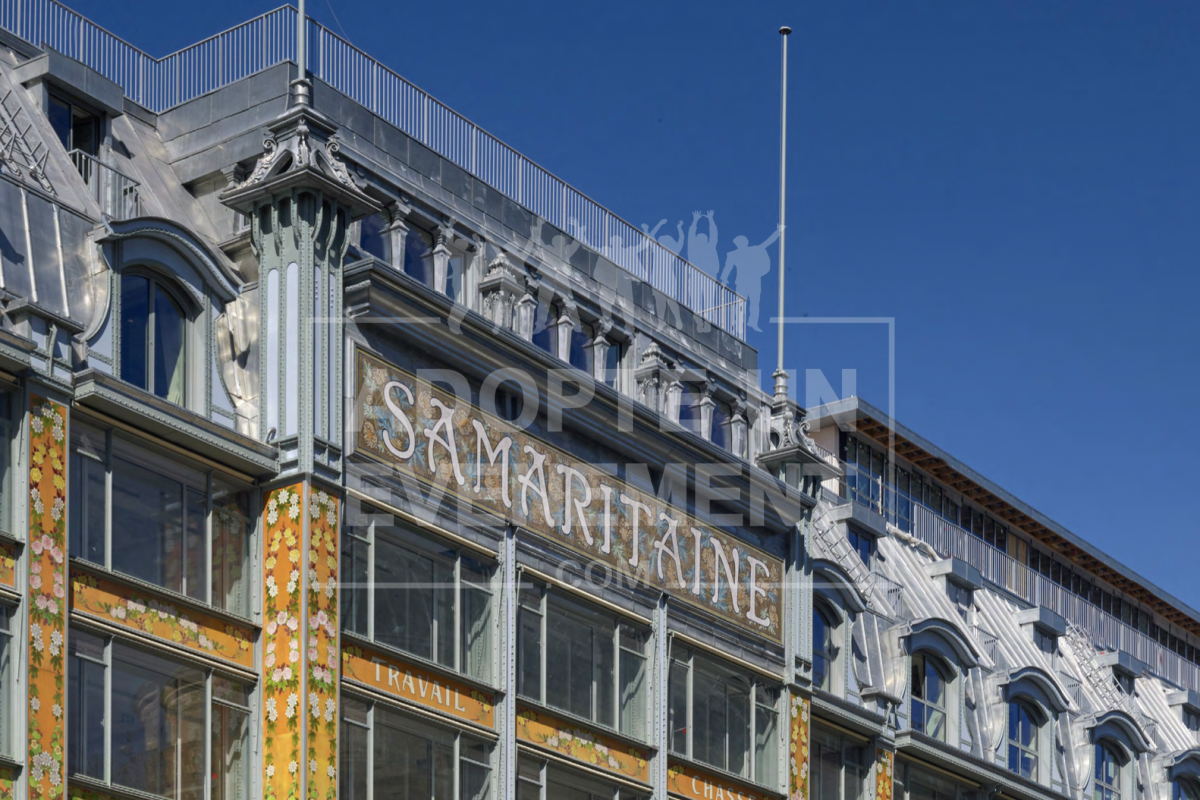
1007, 701, 1039, 780
813, 607, 836, 692
911, 652, 947, 741
121, 273, 187, 404
1175, 781, 1200, 800
1094, 744, 1121, 800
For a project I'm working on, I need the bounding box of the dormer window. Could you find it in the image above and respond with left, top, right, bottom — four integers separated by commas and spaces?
1185, 709, 1200, 734
120, 272, 188, 405
911, 652, 947, 741
1094, 743, 1122, 800
48, 91, 99, 156
1034, 629, 1057, 657
847, 529, 871, 567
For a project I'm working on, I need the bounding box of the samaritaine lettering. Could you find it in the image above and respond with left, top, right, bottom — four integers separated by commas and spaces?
355, 351, 783, 641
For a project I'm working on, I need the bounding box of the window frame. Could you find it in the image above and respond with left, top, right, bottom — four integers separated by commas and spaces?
118, 269, 194, 406
1007, 700, 1040, 781
67, 628, 254, 800
517, 755, 647, 800
1094, 742, 1122, 800
910, 652, 948, 742
67, 421, 255, 617
517, 580, 649, 740
48, 89, 102, 156
667, 644, 779, 787
813, 603, 838, 694
337, 693, 493, 800
340, 512, 496, 685
810, 724, 869, 800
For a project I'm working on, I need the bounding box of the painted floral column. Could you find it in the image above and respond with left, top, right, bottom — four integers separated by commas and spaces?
876, 748, 894, 800
261, 483, 339, 800
789, 692, 810, 800
28, 398, 67, 799
306, 489, 339, 800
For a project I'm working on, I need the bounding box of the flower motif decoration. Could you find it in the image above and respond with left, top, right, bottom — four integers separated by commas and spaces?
789, 693, 811, 800
28, 398, 67, 800
516, 708, 648, 782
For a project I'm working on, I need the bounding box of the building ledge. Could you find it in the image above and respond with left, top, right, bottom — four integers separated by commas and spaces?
827, 500, 889, 540
0, 327, 35, 374
72, 368, 277, 478
12, 47, 125, 116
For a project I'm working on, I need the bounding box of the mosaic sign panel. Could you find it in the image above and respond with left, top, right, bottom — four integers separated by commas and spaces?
666, 760, 777, 800
876, 749, 894, 800
342, 642, 494, 728
353, 350, 783, 642
28, 398, 66, 799
71, 572, 255, 668
516, 706, 649, 783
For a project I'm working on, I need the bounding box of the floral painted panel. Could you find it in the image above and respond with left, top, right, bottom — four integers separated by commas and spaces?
875, 749, 893, 800
789, 693, 810, 800
516, 706, 649, 784
342, 642, 494, 728
0, 540, 15, 588
354, 350, 784, 642
0, 766, 12, 800
263, 484, 306, 800
306, 488, 339, 800
71, 572, 255, 668
666, 759, 775, 800
28, 398, 66, 799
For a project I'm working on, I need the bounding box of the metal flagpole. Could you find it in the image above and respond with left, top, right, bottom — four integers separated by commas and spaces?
774, 26, 791, 399
298, 0, 307, 77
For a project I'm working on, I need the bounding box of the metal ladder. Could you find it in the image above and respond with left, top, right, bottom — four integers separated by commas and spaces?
811, 505, 875, 605
0, 86, 54, 194
1064, 620, 1122, 712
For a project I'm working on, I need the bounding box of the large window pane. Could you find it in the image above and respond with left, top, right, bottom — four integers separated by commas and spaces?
212, 488, 250, 617
121, 274, 150, 390
68, 631, 106, 781
341, 530, 370, 637
340, 699, 370, 800
111, 455, 186, 593
212, 679, 251, 800
110, 645, 206, 799
154, 288, 187, 403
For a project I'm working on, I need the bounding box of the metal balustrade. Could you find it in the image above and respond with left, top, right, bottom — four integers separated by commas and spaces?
911, 503, 1200, 693
0, 0, 747, 337
69, 149, 140, 219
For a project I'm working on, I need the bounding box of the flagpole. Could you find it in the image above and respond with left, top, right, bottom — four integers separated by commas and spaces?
773, 26, 791, 401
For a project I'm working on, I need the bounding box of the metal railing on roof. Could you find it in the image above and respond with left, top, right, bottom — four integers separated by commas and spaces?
911, 503, 1200, 694
69, 149, 140, 219
0, 0, 748, 338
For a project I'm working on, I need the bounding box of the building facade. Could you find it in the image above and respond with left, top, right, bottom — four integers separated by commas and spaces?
0, 4, 1194, 800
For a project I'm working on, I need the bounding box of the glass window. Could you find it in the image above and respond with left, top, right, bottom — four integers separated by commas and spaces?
340, 518, 494, 683
49, 93, 100, 156
668, 645, 778, 784
532, 301, 558, 356
676, 384, 704, 435
1007, 702, 1039, 780
1175, 781, 1200, 800
68, 425, 253, 617
403, 227, 434, 286
910, 653, 947, 742
711, 400, 733, 451
1094, 744, 1121, 800
121, 273, 188, 405
68, 633, 251, 800
847, 530, 871, 566
811, 727, 868, 800
569, 320, 593, 373
813, 606, 835, 692
517, 583, 647, 739
359, 213, 389, 261
0, 607, 11, 755
602, 339, 626, 392
339, 698, 492, 800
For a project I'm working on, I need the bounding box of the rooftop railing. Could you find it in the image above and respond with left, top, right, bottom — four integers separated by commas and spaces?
0, 0, 748, 338
69, 149, 140, 219
910, 504, 1200, 694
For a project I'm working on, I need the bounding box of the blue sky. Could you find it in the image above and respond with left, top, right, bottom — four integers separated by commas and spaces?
66, 1, 1200, 607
